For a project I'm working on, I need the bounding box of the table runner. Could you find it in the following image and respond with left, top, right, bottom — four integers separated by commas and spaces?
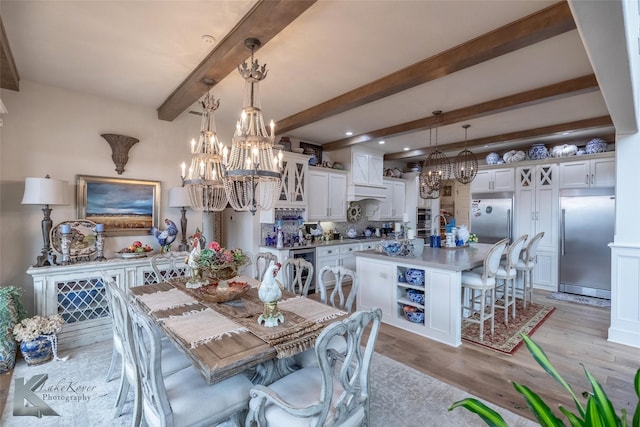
135, 287, 198, 313
133, 278, 346, 358
160, 308, 248, 348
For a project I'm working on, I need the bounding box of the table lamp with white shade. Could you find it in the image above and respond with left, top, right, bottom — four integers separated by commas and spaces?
168, 186, 193, 251
21, 175, 69, 267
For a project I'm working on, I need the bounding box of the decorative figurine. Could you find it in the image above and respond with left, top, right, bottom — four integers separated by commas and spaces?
150, 218, 178, 252
257, 262, 284, 327
186, 232, 206, 289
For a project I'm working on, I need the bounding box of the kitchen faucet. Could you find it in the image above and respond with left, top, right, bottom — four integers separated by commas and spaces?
431, 214, 446, 236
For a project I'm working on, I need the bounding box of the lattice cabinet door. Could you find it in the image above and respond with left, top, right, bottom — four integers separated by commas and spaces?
31, 268, 124, 348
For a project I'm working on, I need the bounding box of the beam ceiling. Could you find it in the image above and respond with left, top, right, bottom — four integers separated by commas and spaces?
326, 74, 599, 153
275, 1, 576, 136
385, 115, 614, 161
157, 0, 316, 121
0, 15, 20, 91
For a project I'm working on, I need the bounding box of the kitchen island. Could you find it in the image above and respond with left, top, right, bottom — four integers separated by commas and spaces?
355, 243, 493, 347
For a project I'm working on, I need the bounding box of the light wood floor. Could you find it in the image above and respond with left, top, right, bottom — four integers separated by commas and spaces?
1, 290, 637, 423
373, 290, 640, 423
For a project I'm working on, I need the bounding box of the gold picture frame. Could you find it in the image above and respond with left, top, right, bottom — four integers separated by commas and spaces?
76, 175, 160, 235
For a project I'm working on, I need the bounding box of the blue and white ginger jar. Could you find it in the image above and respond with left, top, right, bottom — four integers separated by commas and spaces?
528, 143, 548, 160
485, 152, 500, 165
585, 138, 607, 154
20, 335, 53, 366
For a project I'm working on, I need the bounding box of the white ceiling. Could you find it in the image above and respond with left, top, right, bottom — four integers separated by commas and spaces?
1, 0, 613, 161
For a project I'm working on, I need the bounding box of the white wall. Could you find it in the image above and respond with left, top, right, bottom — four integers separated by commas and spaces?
0, 81, 204, 314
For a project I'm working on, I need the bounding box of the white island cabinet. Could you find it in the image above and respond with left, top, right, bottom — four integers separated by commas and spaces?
356, 244, 492, 347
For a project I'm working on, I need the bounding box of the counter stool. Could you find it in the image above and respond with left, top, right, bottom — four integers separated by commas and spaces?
460, 238, 509, 341
495, 234, 528, 324
516, 232, 544, 308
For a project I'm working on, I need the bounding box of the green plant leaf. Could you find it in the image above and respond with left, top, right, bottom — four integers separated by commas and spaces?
448, 398, 509, 427
512, 382, 565, 426
522, 334, 585, 418
582, 364, 620, 426
584, 396, 607, 427
633, 368, 640, 427
558, 406, 585, 427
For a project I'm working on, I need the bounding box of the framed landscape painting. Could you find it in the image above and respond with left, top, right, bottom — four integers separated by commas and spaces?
76, 175, 160, 235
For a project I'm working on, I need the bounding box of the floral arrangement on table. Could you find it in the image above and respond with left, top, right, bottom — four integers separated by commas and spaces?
195, 241, 249, 272
13, 314, 64, 342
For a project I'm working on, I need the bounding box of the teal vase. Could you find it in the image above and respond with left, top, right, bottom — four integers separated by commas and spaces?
20, 335, 53, 366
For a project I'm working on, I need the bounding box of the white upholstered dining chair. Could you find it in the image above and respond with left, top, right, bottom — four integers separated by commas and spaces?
495, 234, 528, 324
460, 239, 509, 341
150, 251, 189, 283
282, 257, 314, 296
246, 308, 382, 427
128, 303, 253, 427
101, 273, 191, 425
516, 231, 544, 308
254, 252, 279, 281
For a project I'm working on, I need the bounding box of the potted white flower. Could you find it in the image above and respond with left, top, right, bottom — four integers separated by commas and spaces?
13, 314, 64, 365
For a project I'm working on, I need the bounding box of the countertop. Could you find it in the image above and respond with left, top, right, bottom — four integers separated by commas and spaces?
259, 237, 383, 251
354, 243, 494, 272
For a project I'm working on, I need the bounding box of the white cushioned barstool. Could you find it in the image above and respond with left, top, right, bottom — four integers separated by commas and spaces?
516, 232, 544, 308
460, 239, 509, 341
495, 234, 528, 324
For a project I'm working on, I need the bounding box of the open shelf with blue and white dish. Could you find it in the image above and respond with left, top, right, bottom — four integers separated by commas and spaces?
395, 266, 426, 325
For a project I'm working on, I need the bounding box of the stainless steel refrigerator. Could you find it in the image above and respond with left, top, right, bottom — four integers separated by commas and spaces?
470, 192, 513, 244
559, 188, 615, 299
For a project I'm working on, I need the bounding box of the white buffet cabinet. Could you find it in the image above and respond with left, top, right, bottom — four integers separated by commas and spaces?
27, 256, 187, 349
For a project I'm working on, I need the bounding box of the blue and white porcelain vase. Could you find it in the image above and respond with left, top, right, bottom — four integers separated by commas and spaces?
485, 152, 500, 165
528, 143, 548, 160
585, 138, 607, 154
20, 335, 53, 366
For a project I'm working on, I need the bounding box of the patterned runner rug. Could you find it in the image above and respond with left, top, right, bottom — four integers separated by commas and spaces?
461, 300, 555, 355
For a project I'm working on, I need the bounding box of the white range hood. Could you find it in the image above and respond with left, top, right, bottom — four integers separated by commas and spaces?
347, 184, 386, 202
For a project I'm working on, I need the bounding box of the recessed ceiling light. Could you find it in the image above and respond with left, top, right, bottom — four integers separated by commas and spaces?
202, 35, 216, 44
378, 140, 385, 145
403, 147, 410, 151
345, 131, 353, 136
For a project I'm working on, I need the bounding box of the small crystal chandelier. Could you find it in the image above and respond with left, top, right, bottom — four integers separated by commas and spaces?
223, 38, 282, 215
183, 91, 228, 212
420, 110, 451, 191
454, 124, 478, 184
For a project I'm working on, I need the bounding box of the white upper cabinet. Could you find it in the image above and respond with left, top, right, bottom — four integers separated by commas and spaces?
334, 147, 384, 187
307, 168, 347, 221
559, 156, 615, 188
372, 178, 406, 220
471, 168, 514, 193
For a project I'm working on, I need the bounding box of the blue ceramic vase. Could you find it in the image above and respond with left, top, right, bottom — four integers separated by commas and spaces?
20, 335, 53, 366
485, 152, 500, 165
528, 143, 548, 160
585, 138, 607, 154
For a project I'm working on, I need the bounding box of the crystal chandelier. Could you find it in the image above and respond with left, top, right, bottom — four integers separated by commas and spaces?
223, 38, 282, 215
183, 91, 228, 212
420, 110, 451, 191
454, 124, 478, 184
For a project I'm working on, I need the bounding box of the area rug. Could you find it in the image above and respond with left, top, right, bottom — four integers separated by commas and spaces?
548, 291, 611, 308
462, 300, 555, 355
0, 340, 536, 426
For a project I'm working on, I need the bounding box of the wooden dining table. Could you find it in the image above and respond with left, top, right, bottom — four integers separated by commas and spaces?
129, 276, 347, 385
